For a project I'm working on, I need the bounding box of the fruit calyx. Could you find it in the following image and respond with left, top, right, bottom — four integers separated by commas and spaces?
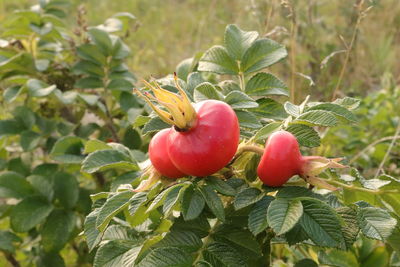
134, 73, 197, 131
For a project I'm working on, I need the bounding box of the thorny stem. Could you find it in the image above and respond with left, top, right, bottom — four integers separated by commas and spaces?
373, 121, 400, 179
349, 136, 400, 164
331, 0, 370, 100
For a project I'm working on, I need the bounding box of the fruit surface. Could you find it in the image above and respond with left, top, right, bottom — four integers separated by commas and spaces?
257, 130, 302, 186
167, 100, 240, 177
149, 128, 186, 179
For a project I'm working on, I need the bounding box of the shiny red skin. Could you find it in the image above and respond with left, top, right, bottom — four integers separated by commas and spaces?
257, 131, 304, 187
149, 128, 186, 179
167, 100, 240, 177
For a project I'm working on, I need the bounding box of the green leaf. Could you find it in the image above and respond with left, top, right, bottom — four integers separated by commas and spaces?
20, 130, 41, 151
137, 247, 193, 267
176, 57, 195, 81
224, 91, 258, 109
234, 187, 264, 210
187, 72, 206, 97
0, 119, 25, 136
4, 85, 23, 102
193, 82, 222, 102
96, 190, 134, 232
333, 97, 360, 110
147, 184, 183, 212
206, 177, 236, 196
181, 186, 205, 221
284, 101, 301, 117
163, 185, 187, 215
336, 206, 360, 249
142, 117, 170, 134
88, 28, 113, 55
36, 252, 66, 267
318, 250, 359, 267
75, 76, 104, 89
50, 136, 85, 163
94, 240, 140, 267
0, 230, 22, 253
286, 124, 321, 147
26, 79, 56, 97
254, 122, 282, 141
54, 172, 79, 209
76, 44, 106, 65
235, 110, 262, 129
84, 209, 102, 251
13, 106, 36, 129
245, 72, 288, 96
10, 196, 53, 232
107, 79, 133, 91
308, 103, 357, 122
248, 196, 274, 235
250, 98, 287, 120
41, 209, 75, 252
299, 198, 344, 247
285, 223, 309, 245
294, 259, 318, 267
357, 207, 397, 240
294, 110, 338, 126
84, 140, 112, 154
82, 149, 138, 173
199, 186, 225, 222
224, 24, 258, 60
203, 242, 247, 267
0, 171, 34, 198
73, 60, 104, 77
267, 199, 303, 235
155, 230, 202, 253
241, 38, 287, 74
198, 45, 239, 75
27, 175, 54, 201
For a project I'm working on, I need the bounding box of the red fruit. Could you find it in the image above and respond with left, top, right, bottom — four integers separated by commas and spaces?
149, 128, 186, 179
168, 100, 239, 177
257, 130, 346, 188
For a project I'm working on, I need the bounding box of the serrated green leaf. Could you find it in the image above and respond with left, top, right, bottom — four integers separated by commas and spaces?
88, 28, 113, 55
96, 191, 134, 232
142, 117, 170, 134
76, 43, 106, 65
198, 45, 239, 75
241, 38, 287, 74
27, 175, 54, 201
0, 230, 22, 253
41, 209, 75, 252
286, 124, 321, 147
200, 186, 225, 222
82, 149, 138, 173
182, 186, 205, 221
358, 207, 397, 240
235, 110, 262, 129
248, 196, 274, 235
308, 103, 357, 122
84, 140, 112, 154
94, 240, 140, 267
163, 184, 188, 215
4, 85, 23, 103
137, 247, 193, 267
176, 57, 195, 81
155, 230, 202, 253
84, 209, 102, 251
336, 206, 360, 249
20, 130, 41, 151
73, 60, 104, 77
299, 198, 344, 247
54, 172, 79, 209
0, 171, 34, 198
75, 76, 104, 89
203, 242, 247, 267
193, 82, 222, 102
107, 79, 133, 91
234, 187, 264, 210
267, 199, 303, 235
10, 196, 53, 232
224, 91, 258, 109
294, 110, 338, 126
254, 122, 282, 141
285, 223, 309, 245
250, 98, 287, 120
294, 259, 319, 267
318, 250, 359, 267
284, 101, 300, 117
333, 97, 360, 110
245, 72, 288, 96
50, 136, 85, 164
147, 184, 183, 213
224, 24, 258, 60
206, 177, 236, 196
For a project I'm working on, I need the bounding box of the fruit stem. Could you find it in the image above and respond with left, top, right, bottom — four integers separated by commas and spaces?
238, 145, 264, 156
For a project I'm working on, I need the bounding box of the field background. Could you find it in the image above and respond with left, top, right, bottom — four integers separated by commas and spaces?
1, 0, 400, 266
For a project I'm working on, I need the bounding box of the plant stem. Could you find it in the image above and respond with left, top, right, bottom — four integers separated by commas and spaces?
349, 136, 400, 164
238, 71, 245, 91
289, 16, 297, 103
331, 0, 367, 100
4, 252, 20, 267
327, 179, 399, 194
238, 145, 264, 155
373, 121, 400, 179
193, 220, 221, 264
261, 230, 274, 266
